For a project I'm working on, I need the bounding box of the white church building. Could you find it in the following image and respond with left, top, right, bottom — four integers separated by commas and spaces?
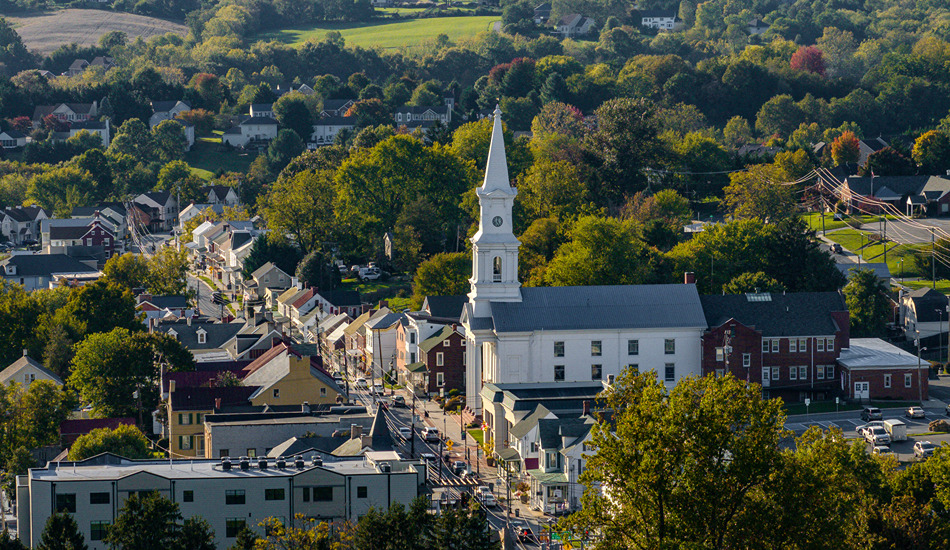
461, 107, 709, 447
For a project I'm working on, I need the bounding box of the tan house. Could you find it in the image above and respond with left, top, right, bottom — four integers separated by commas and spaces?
0, 352, 64, 387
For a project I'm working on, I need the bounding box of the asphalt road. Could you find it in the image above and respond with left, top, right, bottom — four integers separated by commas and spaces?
344, 376, 545, 547
855, 219, 950, 245
188, 274, 221, 320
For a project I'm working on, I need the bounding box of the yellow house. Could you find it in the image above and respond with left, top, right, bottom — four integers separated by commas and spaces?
242, 343, 344, 407
0, 352, 64, 387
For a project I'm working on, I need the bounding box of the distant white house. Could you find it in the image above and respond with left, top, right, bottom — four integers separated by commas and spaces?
555, 13, 595, 37
68, 119, 111, 148
639, 9, 682, 30
310, 116, 356, 148
221, 117, 279, 148
0, 130, 26, 149
393, 106, 452, 128
149, 100, 192, 129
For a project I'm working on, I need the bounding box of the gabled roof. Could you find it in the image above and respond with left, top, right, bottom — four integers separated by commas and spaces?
395, 105, 450, 116
365, 311, 403, 331
48, 225, 92, 240
0, 355, 64, 385
1, 129, 25, 138
538, 417, 593, 451
422, 295, 466, 320
138, 190, 173, 205
905, 287, 949, 322
1, 254, 98, 277
558, 13, 583, 26
151, 100, 190, 113
508, 405, 552, 440
240, 116, 278, 126
418, 325, 461, 353
201, 185, 237, 202
250, 103, 273, 111
483, 284, 707, 333
251, 262, 289, 281
2, 206, 48, 222
700, 291, 847, 336
844, 175, 928, 198
343, 310, 374, 336
322, 99, 355, 112
162, 321, 243, 350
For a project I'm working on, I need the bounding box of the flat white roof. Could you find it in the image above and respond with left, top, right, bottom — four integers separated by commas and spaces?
838, 338, 920, 369
30, 456, 413, 482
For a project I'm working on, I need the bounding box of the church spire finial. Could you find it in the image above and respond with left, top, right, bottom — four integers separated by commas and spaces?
481, 105, 511, 192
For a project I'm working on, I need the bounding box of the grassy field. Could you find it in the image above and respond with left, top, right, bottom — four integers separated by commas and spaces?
6, 9, 186, 54
185, 139, 256, 180
824, 228, 924, 278
802, 212, 899, 233
339, 277, 413, 310
257, 15, 498, 49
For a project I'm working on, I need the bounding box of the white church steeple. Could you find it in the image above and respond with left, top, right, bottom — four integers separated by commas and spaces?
468, 106, 521, 318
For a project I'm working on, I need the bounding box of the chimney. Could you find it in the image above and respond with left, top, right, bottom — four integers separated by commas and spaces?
350, 424, 363, 440
378, 300, 389, 309
214, 397, 222, 410
583, 400, 591, 417
684, 272, 696, 285
361, 434, 372, 447
186, 316, 192, 326
22, 348, 27, 357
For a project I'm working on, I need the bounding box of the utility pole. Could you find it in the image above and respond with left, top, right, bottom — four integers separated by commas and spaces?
933, 227, 937, 290
883, 215, 887, 265
411, 390, 416, 457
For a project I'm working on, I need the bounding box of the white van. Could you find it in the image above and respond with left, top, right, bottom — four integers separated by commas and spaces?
884, 419, 907, 442
422, 427, 440, 442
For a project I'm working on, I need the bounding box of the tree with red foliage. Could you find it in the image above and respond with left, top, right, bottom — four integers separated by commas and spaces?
831, 131, 860, 166
8, 116, 31, 132
790, 46, 826, 76
42, 114, 68, 132
188, 73, 228, 111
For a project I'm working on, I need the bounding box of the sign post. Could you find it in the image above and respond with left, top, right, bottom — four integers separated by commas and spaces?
805, 398, 811, 418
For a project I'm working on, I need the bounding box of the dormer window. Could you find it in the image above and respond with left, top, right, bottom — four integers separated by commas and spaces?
167, 328, 178, 339
197, 330, 207, 344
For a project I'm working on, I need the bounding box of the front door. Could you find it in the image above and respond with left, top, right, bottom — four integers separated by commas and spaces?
854, 381, 870, 400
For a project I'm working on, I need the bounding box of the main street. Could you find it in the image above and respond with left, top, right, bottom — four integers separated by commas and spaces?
188, 273, 222, 320
343, 375, 547, 547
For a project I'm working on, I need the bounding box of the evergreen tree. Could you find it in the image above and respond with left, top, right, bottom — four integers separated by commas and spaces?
175, 517, 215, 550
228, 525, 257, 550
37, 512, 87, 550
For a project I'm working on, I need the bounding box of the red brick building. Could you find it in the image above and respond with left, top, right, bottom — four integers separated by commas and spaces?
416, 325, 465, 394
837, 338, 929, 401
700, 292, 850, 402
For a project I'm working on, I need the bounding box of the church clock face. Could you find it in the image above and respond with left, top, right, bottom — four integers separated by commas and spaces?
492, 216, 504, 227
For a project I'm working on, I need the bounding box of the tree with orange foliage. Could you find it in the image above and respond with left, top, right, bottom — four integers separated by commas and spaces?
831, 131, 860, 166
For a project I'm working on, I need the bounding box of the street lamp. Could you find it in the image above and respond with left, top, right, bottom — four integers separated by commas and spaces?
899, 258, 904, 284
939, 308, 946, 367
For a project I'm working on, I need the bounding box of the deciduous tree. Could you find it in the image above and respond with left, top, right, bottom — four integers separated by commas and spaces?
105, 492, 182, 550
843, 267, 890, 337
411, 252, 470, 309
69, 424, 151, 460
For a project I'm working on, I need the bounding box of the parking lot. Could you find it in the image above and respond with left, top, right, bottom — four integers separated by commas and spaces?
785, 405, 950, 462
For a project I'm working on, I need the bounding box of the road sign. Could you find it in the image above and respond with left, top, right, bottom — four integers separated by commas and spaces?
804, 398, 811, 406
446, 440, 454, 450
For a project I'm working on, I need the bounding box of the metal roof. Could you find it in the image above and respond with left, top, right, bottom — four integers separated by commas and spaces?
486, 284, 706, 333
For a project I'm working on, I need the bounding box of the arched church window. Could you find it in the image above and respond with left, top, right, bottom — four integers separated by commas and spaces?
493, 256, 502, 282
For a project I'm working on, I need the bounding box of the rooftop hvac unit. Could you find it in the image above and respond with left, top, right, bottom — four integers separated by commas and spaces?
239, 457, 250, 471
276, 457, 286, 469
294, 456, 305, 469
258, 458, 268, 470
221, 457, 232, 471
378, 462, 392, 473
312, 455, 323, 467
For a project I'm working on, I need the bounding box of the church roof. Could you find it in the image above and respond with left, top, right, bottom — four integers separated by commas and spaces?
481, 284, 706, 333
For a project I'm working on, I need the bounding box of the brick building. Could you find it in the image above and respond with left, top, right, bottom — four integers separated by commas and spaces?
700, 292, 850, 402
412, 325, 465, 394
838, 338, 929, 401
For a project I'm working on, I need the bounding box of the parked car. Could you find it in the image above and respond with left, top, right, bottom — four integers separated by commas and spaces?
476, 486, 497, 508
358, 267, 381, 281
452, 461, 467, 475
830, 243, 843, 254
420, 452, 436, 462
914, 441, 937, 459
355, 378, 368, 389
861, 407, 883, 421
872, 446, 894, 457
392, 395, 406, 407
422, 427, 440, 442
906, 406, 926, 419
864, 426, 891, 446
511, 520, 536, 543
857, 421, 885, 437
398, 426, 413, 440
373, 382, 384, 394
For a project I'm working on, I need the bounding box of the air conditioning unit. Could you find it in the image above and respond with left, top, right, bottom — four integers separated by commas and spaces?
378, 462, 392, 473
294, 456, 305, 469
258, 458, 268, 470
239, 457, 250, 471
312, 455, 323, 467
276, 457, 286, 469
221, 457, 232, 471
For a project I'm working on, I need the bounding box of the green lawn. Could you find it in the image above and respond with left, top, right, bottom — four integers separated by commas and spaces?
256, 15, 499, 49
802, 212, 899, 233
903, 279, 950, 293
184, 139, 257, 180
824, 228, 924, 278
467, 429, 484, 446
339, 278, 413, 310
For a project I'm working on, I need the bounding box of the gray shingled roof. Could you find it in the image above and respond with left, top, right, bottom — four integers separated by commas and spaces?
1, 254, 97, 277
485, 285, 706, 333
700, 292, 847, 336
423, 295, 467, 320
163, 321, 243, 350
906, 288, 949, 322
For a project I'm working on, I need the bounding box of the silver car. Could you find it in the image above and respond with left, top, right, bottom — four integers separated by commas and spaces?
864, 426, 891, 446
914, 441, 937, 459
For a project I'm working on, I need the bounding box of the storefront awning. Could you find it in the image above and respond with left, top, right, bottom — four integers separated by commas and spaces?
495, 447, 521, 462
527, 469, 569, 485
406, 362, 427, 373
